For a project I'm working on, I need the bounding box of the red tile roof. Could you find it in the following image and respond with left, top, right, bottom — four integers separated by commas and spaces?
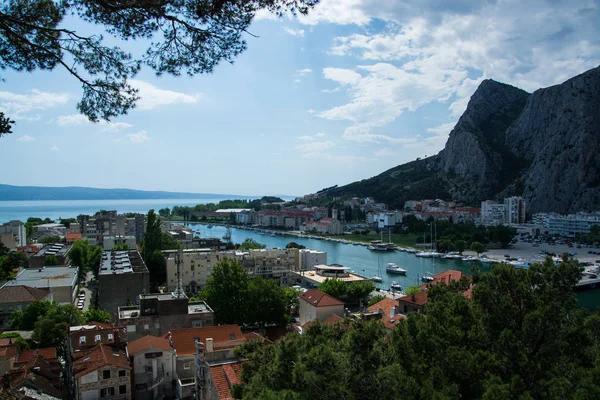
209, 362, 243, 400
15, 347, 57, 365
367, 298, 406, 329
399, 270, 472, 307
127, 335, 173, 355
300, 289, 344, 308
0, 286, 51, 304
72, 344, 130, 379
398, 290, 429, 306
66, 233, 83, 241
165, 325, 246, 357
301, 313, 344, 331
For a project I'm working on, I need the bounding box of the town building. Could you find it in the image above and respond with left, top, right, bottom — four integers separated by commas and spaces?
372, 211, 403, 228
366, 297, 406, 330
102, 235, 137, 250
3, 347, 62, 399
97, 251, 150, 318
71, 344, 132, 400
545, 212, 600, 237
481, 201, 506, 226
301, 218, 342, 235
28, 243, 72, 268
298, 289, 345, 326
67, 322, 127, 353
166, 325, 246, 399
298, 249, 327, 271
288, 264, 368, 289
1, 266, 78, 304
117, 293, 214, 341
397, 270, 471, 315
165, 248, 301, 295
78, 212, 146, 246
235, 210, 257, 225
504, 196, 527, 225
0, 286, 52, 328
127, 335, 176, 400
0, 221, 26, 250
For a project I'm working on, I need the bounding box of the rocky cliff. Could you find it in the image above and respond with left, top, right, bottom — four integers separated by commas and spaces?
324, 66, 600, 214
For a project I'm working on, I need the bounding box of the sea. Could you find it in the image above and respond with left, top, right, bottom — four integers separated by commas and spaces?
1, 199, 598, 310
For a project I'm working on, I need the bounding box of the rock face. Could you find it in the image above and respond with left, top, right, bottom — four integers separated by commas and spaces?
504, 67, 600, 213
326, 66, 600, 214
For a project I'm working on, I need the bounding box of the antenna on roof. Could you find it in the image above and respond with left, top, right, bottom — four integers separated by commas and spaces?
173, 247, 185, 299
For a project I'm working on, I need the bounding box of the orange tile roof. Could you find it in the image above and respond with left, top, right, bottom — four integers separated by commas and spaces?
398, 290, 429, 306
127, 335, 173, 355
66, 233, 83, 241
165, 325, 246, 357
300, 289, 344, 307
72, 344, 130, 379
15, 348, 57, 365
243, 332, 272, 344
301, 313, 344, 331
367, 298, 407, 329
209, 362, 243, 400
399, 270, 472, 307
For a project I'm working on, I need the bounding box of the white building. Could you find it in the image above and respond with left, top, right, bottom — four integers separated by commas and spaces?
299, 249, 327, 271
0, 220, 26, 250
235, 210, 257, 225
373, 212, 403, 229
504, 196, 527, 225
298, 289, 345, 326
301, 218, 342, 235
481, 201, 505, 226
103, 235, 137, 250
547, 212, 600, 237
127, 335, 176, 400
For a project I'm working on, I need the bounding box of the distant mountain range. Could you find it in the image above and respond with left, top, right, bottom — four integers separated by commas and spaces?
322, 65, 600, 214
0, 184, 257, 201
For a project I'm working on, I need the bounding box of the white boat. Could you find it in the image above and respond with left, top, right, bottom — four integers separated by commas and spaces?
386, 263, 407, 275
391, 281, 402, 290
462, 256, 480, 262
422, 275, 435, 283
370, 276, 383, 282
405, 248, 417, 254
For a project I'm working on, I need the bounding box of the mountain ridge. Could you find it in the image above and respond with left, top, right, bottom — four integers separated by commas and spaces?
0, 184, 260, 201
323, 65, 600, 214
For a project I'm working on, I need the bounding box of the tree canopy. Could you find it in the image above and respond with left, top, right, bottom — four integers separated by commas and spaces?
237, 238, 266, 250
0, 0, 318, 135
235, 259, 600, 399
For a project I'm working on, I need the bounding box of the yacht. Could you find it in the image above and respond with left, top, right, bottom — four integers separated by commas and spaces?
370, 276, 383, 283
462, 256, 480, 262
422, 274, 435, 283
386, 263, 407, 275
207, 224, 213, 228
390, 281, 402, 290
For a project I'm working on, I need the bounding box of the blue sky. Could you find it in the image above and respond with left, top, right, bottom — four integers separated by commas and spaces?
1, 0, 599, 197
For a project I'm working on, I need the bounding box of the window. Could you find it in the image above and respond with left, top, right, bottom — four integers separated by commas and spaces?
103, 370, 110, 379
119, 385, 127, 394
229, 334, 235, 340
118, 370, 126, 377
107, 333, 114, 341
144, 324, 149, 330
79, 336, 86, 344
183, 363, 190, 370
100, 387, 114, 397
95, 335, 101, 342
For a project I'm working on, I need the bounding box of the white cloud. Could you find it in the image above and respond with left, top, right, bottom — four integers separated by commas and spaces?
322, 68, 362, 85
295, 140, 336, 157
0, 89, 69, 120
129, 80, 200, 110
16, 135, 35, 142
297, 68, 313, 75
253, 8, 279, 21
307, 109, 316, 114
315, 132, 325, 137
285, 27, 305, 37
128, 130, 150, 143
49, 146, 59, 152
298, 135, 314, 140
56, 113, 134, 132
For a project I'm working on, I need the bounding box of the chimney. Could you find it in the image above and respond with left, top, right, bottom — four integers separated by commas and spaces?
389, 307, 395, 318
411, 294, 416, 302
206, 338, 214, 353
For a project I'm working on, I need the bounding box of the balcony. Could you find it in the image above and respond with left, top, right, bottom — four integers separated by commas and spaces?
147, 364, 165, 390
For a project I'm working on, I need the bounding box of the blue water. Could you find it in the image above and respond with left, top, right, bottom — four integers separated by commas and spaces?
185, 223, 491, 290
0, 199, 237, 223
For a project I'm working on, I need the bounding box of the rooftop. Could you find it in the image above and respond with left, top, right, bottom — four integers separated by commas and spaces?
99, 250, 148, 276
301, 313, 344, 331
300, 289, 344, 308
2, 266, 77, 289
33, 243, 72, 259
367, 298, 406, 329
165, 325, 246, 357
127, 335, 173, 356
0, 285, 51, 304
69, 321, 116, 332
72, 344, 130, 379
293, 270, 366, 285
209, 362, 243, 400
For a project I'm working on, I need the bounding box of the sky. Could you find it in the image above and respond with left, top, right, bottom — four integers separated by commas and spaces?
0, 0, 599, 197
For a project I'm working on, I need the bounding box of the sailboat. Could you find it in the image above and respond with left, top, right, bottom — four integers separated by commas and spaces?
367, 230, 395, 251
371, 258, 384, 282
222, 226, 232, 241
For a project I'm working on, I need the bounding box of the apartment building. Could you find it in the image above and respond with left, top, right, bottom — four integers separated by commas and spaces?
164, 248, 301, 294
481, 201, 506, 226
504, 196, 527, 225
0, 220, 26, 249
299, 249, 327, 271
28, 243, 72, 268
127, 335, 176, 400
546, 212, 600, 237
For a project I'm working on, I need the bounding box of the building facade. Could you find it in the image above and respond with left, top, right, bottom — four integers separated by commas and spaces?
481, 201, 506, 226
504, 196, 527, 225
298, 289, 345, 326
2, 266, 78, 304
0, 286, 52, 328
0, 221, 26, 249
298, 249, 327, 271
127, 335, 176, 400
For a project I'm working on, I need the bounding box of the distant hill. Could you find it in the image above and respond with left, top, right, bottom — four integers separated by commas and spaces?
322, 65, 600, 214
0, 184, 255, 201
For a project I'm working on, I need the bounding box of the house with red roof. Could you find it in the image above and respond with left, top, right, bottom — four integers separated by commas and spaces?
127, 335, 176, 400
299, 289, 345, 326
71, 344, 132, 400
301, 218, 342, 235
1, 347, 61, 399
0, 285, 52, 328
367, 297, 407, 330
398, 270, 471, 314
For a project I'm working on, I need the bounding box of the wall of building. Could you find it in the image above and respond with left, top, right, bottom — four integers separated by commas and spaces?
77, 365, 131, 400
120, 313, 214, 342
99, 272, 150, 318
299, 302, 344, 325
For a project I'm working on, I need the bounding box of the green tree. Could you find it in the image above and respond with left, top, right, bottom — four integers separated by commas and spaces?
454, 239, 466, 254
9, 300, 54, 330
0, 111, 14, 137
0, 332, 27, 351
238, 238, 266, 250
44, 254, 58, 266
368, 294, 387, 307
318, 278, 347, 300
405, 285, 421, 296
202, 257, 250, 325
88, 246, 103, 279
0, 1, 317, 134
158, 207, 170, 218
346, 280, 375, 305
470, 241, 486, 255
33, 303, 84, 351
285, 242, 306, 249
39, 235, 63, 244
112, 243, 130, 251
247, 277, 287, 327
84, 308, 112, 323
